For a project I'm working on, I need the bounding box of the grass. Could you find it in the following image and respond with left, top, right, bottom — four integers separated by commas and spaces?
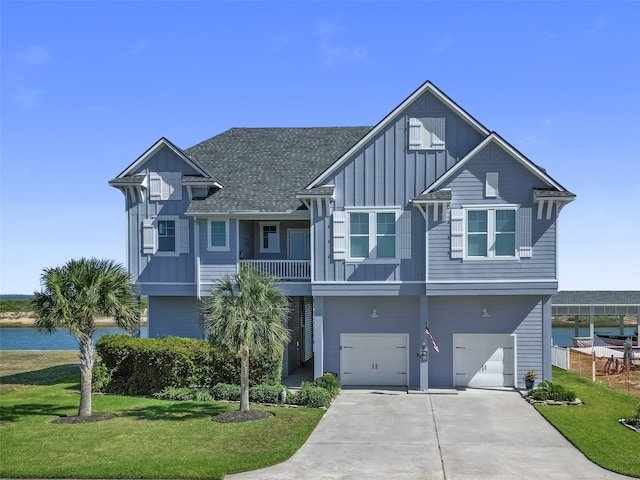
538, 367, 640, 477
0, 351, 324, 479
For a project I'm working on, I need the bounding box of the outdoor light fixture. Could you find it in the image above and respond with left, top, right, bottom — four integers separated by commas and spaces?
371, 307, 378, 318
482, 306, 490, 318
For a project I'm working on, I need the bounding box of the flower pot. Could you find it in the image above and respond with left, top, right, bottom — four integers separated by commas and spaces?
525, 380, 534, 390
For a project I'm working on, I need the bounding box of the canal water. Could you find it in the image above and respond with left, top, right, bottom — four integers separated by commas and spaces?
1, 326, 636, 351
0, 326, 149, 350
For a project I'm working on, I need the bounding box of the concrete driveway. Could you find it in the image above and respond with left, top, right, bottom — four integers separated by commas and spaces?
225, 388, 632, 479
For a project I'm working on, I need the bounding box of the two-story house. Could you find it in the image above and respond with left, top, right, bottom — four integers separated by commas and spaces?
110, 81, 574, 389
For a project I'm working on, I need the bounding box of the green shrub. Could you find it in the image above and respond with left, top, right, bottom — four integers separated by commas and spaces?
292, 382, 333, 408
530, 381, 577, 402
153, 386, 195, 401
250, 384, 286, 404
314, 374, 340, 398
194, 389, 213, 402
212, 383, 240, 401
91, 363, 111, 393
96, 334, 283, 396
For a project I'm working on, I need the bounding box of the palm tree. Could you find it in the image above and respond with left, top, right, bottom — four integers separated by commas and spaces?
32, 258, 140, 417
202, 265, 290, 412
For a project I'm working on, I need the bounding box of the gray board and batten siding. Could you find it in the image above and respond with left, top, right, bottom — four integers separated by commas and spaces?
126, 145, 199, 295
314, 90, 484, 285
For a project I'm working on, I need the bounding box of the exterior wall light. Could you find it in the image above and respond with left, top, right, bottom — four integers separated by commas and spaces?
371, 307, 378, 318
482, 306, 490, 318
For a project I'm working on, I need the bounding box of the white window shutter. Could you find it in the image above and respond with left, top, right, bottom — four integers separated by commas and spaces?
149, 173, 162, 201
333, 211, 347, 260
398, 210, 412, 259
518, 207, 532, 258
431, 117, 446, 149
178, 218, 189, 254
408, 118, 423, 150
450, 208, 464, 259
142, 219, 156, 254
486, 172, 499, 198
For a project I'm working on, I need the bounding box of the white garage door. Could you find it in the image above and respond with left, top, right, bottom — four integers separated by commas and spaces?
340, 334, 409, 386
453, 334, 515, 387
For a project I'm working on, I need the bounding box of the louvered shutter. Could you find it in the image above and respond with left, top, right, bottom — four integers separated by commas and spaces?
149, 173, 162, 201
142, 219, 156, 254
486, 172, 499, 198
408, 118, 423, 150
333, 211, 347, 259
178, 218, 190, 254
518, 207, 532, 258
450, 208, 464, 259
431, 117, 446, 149
398, 210, 412, 259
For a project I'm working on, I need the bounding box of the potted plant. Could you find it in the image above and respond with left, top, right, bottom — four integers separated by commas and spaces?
524, 370, 537, 390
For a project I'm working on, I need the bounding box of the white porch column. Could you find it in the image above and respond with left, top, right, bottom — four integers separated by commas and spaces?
589, 307, 595, 341
313, 297, 324, 380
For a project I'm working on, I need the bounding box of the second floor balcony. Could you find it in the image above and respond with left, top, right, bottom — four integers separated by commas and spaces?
240, 259, 311, 281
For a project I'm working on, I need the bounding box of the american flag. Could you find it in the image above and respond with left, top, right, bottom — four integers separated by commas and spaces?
425, 326, 439, 353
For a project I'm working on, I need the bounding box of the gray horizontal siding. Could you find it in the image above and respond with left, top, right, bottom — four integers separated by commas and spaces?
427, 295, 543, 388
148, 296, 204, 339
428, 143, 557, 282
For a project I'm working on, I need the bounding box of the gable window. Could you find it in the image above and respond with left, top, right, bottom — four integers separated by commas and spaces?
208, 219, 229, 251
451, 206, 527, 260
408, 117, 445, 150
259, 222, 280, 253
142, 216, 189, 256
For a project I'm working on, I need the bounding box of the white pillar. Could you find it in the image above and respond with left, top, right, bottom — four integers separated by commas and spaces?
313, 297, 324, 380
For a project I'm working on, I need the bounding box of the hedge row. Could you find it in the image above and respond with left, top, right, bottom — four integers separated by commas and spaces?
95, 334, 282, 395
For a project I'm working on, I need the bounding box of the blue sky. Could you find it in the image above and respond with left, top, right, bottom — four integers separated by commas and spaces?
1, 1, 639, 294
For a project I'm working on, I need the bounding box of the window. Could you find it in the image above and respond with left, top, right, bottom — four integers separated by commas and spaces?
349, 213, 369, 258
259, 222, 280, 253
376, 212, 396, 258
142, 216, 189, 256
158, 220, 176, 252
208, 220, 229, 251
408, 117, 445, 150
466, 208, 516, 258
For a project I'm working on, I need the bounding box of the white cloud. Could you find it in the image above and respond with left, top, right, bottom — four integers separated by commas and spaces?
15, 85, 43, 108
433, 36, 453, 54
129, 39, 149, 54
543, 119, 552, 126
315, 20, 369, 67
590, 18, 608, 34
16, 45, 52, 65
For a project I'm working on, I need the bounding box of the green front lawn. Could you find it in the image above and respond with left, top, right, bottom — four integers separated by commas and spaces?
539, 367, 640, 477
0, 354, 324, 479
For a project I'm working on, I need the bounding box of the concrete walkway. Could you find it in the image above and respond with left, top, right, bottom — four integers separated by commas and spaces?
225, 388, 632, 479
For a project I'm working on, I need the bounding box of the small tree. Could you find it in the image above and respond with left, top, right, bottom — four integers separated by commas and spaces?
32, 258, 140, 417
202, 265, 290, 412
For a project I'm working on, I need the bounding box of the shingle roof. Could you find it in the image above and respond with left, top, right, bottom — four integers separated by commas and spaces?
413, 190, 452, 202
184, 127, 371, 214
534, 188, 576, 199
296, 186, 336, 198
108, 174, 146, 186
553, 291, 640, 306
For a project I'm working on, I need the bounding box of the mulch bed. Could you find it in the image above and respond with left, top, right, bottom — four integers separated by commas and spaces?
212, 410, 274, 423
50, 413, 117, 424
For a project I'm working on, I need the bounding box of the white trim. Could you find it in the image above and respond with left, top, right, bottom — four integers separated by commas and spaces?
116, 137, 210, 178
463, 205, 519, 260
346, 209, 403, 261
207, 218, 230, 252
136, 282, 197, 286
195, 220, 201, 299
308, 81, 490, 189
426, 279, 558, 284
312, 280, 425, 284
421, 133, 567, 195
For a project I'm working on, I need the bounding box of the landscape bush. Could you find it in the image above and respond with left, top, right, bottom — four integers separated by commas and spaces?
290, 382, 333, 408
211, 383, 241, 401
153, 386, 195, 401
529, 380, 577, 402
314, 373, 340, 397
250, 384, 287, 404
96, 334, 282, 395
91, 363, 111, 393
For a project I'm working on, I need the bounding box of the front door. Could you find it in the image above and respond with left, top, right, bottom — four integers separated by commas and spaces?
288, 229, 310, 260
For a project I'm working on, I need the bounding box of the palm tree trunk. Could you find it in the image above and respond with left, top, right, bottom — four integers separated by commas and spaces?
78, 335, 95, 417
239, 343, 250, 412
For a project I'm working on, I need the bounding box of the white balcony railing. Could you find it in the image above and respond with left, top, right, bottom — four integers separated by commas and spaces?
240, 260, 311, 281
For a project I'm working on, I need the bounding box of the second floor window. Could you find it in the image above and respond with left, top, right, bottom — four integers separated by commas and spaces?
349, 211, 397, 259
259, 222, 280, 253
157, 220, 176, 252
466, 208, 516, 258
208, 220, 229, 251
